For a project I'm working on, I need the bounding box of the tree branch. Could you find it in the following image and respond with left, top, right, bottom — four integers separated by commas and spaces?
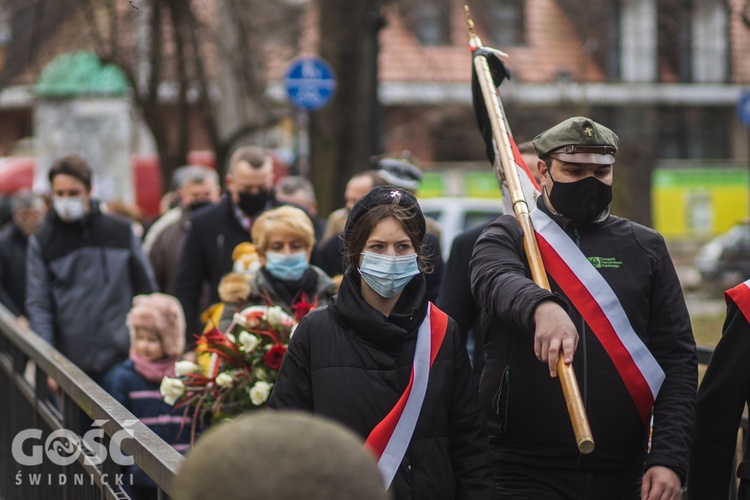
184, 3, 221, 155
105, 0, 117, 59
167, 0, 191, 169
81, 0, 106, 55
146, 0, 162, 109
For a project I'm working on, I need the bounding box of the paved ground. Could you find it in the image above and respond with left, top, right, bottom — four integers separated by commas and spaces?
684, 290, 726, 317
676, 265, 726, 318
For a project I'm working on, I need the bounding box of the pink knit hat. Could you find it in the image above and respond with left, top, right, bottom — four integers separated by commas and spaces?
127, 293, 185, 358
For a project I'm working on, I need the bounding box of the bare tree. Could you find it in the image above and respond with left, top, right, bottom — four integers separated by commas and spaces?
0, 0, 306, 186
81, 0, 307, 184
1, 0, 386, 210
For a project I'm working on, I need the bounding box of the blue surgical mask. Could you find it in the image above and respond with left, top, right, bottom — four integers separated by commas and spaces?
265, 251, 309, 282
359, 251, 420, 299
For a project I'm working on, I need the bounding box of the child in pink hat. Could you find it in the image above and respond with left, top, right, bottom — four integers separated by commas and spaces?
108, 293, 197, 499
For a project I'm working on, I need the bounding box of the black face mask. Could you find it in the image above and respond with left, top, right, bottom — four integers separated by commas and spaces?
548, 173, 612, 226
187, 200, 211, 213
238, 190, 269, 216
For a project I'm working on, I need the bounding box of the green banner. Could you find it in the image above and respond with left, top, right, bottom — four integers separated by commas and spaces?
653, 168, 748, 188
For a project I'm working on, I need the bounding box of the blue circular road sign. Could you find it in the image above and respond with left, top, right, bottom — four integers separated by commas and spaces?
738, 89, 750, 127
284, 57, 337, 110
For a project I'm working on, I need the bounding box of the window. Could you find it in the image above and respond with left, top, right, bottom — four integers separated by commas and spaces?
464, 210, 501, 229
620, 0, 657, 82
411, 0, 451, 46
474, 0, 525, 47
658, 0, 728, 83
658, 107, 731, 159
691, 0, 728, 83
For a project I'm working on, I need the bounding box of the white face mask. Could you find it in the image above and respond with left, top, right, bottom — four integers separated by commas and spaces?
53, 196, 87, 222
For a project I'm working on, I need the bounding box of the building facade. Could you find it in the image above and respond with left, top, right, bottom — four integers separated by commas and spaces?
0, 0, 747, 227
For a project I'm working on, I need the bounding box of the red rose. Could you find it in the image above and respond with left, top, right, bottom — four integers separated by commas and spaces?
264, 345, 287, 371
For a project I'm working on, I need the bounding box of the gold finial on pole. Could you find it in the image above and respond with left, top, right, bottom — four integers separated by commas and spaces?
464, 5, 482, 49
464, 5, 476, 36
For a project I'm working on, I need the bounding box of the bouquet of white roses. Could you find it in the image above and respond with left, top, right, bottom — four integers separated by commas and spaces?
160, 305, 298, 424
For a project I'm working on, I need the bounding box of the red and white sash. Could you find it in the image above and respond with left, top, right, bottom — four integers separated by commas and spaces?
726, 279, 750, 322
365, 303, 448, 489
530, 209, 665, 425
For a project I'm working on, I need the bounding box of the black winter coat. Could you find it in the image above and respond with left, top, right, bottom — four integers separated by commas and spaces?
270, 270, 494, 500
471, 198, 696, 481
0, 223, 29, 316
688, 283, 750, 499
173, 195, 252, 340
436, 222, 489, 377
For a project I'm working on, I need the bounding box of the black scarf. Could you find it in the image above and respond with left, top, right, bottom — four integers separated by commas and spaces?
261, 267, 319, 306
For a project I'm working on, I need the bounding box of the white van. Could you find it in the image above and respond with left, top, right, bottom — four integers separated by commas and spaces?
419, 197, 504, 260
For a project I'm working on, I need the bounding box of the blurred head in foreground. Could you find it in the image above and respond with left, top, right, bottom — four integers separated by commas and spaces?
172, 411, 388, 500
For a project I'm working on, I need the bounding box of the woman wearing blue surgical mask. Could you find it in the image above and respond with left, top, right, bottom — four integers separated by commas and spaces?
243, 205, 336, 314
270, 186, 493, 500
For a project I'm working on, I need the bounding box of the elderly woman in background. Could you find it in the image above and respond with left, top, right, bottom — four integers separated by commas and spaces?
215, 205, 336, 329
249, 205, 336, 309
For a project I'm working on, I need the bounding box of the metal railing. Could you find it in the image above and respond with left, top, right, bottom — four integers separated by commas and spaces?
696, 345, 713, 366
0, 302, 733, 499
0, 304, 184, 499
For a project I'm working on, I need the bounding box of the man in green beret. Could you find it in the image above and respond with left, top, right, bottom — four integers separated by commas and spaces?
471, 116, 696, 499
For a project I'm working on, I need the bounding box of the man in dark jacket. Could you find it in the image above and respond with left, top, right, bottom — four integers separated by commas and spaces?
173, 145, 281, 345
26, 155, 156, 385
688, 278, 750, 499
437, 222, 489, 381
0, 191, 46, 328
143, 164, 221, 294
471, 117, 696, 499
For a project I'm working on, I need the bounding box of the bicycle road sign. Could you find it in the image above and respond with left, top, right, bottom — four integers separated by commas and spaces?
284, 57, 337, 110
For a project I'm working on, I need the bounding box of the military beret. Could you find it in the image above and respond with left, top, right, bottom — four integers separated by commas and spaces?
344, 185, 426, 245
376, 158, 423, 191
532, 116, 619, 165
